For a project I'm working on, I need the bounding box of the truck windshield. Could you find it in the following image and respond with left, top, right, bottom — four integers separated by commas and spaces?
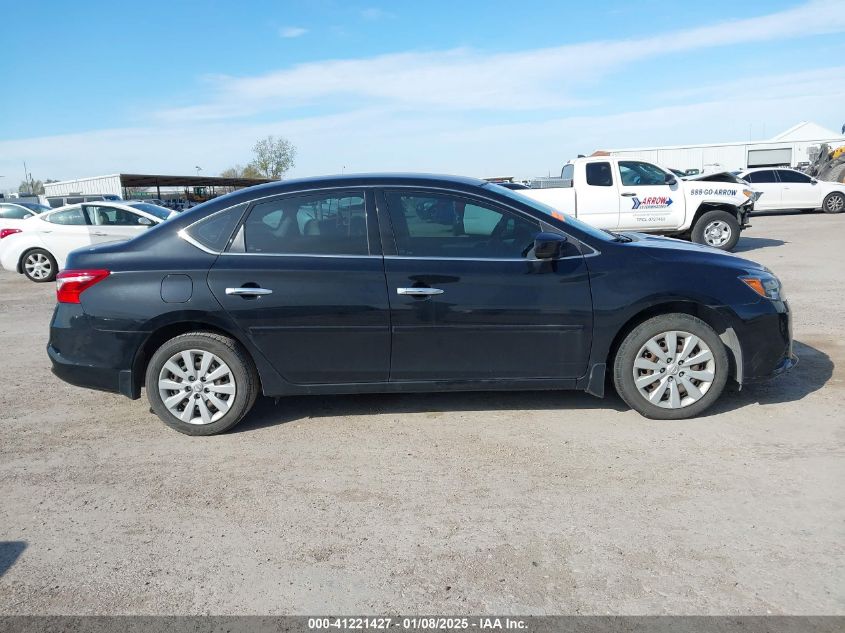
485, 183, 614, 242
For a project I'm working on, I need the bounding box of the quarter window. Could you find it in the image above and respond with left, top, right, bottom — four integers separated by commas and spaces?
618, 161, 670, 186
45, 206, 88, 225
243, 193, 368, 255
586, 162, 613, 187
384, 192, 540, 259
184, 203, 248, 252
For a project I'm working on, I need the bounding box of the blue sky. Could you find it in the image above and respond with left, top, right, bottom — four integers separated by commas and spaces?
1, 0, 844, 186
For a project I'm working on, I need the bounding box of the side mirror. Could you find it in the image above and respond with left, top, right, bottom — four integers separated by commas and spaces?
533, 232, 567, 260
665, 173, 677, 185
811, 178, 818, 184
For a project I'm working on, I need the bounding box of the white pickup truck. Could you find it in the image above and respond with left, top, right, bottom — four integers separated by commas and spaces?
520, 156, 756, 251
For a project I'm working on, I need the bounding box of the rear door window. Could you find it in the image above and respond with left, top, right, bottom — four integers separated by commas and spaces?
744, 170, 778, 183
44, 206, 88, 225
243, 192, 368, 256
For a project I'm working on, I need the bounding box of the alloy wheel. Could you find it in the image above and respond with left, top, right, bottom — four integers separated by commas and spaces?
632, 330, 716, 409
825, 194, 844, 213
157, 349, 237, 425
24, 253, 52, 280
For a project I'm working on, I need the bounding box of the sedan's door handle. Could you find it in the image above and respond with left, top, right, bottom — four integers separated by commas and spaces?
226, 287, 273, 297
92, 231, 108, 236
397, 287, 444, 296
621, 192, 636, 197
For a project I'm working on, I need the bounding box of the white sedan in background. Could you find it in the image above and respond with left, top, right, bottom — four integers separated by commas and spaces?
0, 201, 52, 233
738, 168, 845, 213
0, 201, 173, 282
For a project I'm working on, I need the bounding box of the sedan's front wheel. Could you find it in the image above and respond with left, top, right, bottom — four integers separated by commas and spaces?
613, 314, 729, 420
822, 192, 844, 214
145, 332, 259, 435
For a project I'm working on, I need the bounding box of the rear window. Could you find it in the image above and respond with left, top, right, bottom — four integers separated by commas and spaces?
183, 204, 247, 252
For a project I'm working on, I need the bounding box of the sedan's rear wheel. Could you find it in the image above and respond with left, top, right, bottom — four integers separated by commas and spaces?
21, 249, 57, 282
145, 332, 259, 435
613, 313, 729, 419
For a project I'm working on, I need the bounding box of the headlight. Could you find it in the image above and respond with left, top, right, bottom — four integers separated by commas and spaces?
740, 274, 784, 301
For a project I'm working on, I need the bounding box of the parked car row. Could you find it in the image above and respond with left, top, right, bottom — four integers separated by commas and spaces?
0, 201, 174, 282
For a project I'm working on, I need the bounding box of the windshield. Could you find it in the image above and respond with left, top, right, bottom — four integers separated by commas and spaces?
127, 202, 172, 220
16, 202, 51, 213
484, 183, 614, 242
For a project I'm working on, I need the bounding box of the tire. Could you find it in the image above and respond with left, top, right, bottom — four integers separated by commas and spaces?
145, 332, 259, 435
822, 191, 844, 214
613, 313, 729, 420
20, 248, 58, 282
690, 210, 741, 251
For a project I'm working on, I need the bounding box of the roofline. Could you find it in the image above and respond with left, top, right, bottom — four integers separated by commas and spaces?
604, 135, 845, 153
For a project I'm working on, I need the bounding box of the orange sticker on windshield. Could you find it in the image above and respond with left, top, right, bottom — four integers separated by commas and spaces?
551, 210, 566, 222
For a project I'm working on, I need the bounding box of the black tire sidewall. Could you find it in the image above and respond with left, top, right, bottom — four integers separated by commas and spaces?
613, 314, 729, 420
21, 248, 57, 283
691, 210, 741, 251
823, 192, 844, 214
145, 333, 258, 435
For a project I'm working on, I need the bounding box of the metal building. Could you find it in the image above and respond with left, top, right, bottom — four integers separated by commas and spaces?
43, 173, 271, 200
605, 121, 845, 174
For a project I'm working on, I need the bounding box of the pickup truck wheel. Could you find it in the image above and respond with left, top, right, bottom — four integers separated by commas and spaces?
613, 313, 729, 420
691, 211, 740, 250
145, 332, 259, 436
822, 192, 844, 214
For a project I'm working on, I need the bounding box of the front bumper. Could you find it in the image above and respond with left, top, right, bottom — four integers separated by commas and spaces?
733, 298, 796, 382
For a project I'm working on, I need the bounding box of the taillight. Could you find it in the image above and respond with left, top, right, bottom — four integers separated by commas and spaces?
56, 269, 111, 304
0, 228, 22, 239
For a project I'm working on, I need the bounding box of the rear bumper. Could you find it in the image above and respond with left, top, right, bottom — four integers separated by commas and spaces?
48, 304, 145, 399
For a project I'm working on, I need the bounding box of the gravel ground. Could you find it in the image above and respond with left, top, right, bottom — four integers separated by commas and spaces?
0, 210, 843, 615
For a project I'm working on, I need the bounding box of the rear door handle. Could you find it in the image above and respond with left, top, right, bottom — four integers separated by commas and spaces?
92, 231, 108, 236
621, 192, 636, 197
226, 287, 273, 297
397, 287, 444, 296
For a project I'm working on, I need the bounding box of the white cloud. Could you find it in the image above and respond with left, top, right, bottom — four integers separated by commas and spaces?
360, 7, 392, 21
278, 26, 308, 38
156, 0, 845, 123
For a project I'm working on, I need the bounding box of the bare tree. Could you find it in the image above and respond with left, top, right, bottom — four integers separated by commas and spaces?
249, 135, 296, 180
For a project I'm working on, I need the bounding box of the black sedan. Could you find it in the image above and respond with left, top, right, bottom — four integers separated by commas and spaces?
48, 174, 796, 435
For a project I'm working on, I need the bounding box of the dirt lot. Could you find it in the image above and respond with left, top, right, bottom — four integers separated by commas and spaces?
0, 210, 843, 615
